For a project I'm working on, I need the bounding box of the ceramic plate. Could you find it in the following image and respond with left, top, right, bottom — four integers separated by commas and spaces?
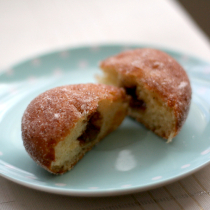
1, 45, 210, 197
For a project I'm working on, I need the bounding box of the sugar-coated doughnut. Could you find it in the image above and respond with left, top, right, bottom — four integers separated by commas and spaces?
22, 83, 129, 174
99, 48, 192, 142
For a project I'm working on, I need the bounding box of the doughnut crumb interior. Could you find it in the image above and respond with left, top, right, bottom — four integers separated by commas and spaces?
99, 48, 192, 142
21, 83, 129, 174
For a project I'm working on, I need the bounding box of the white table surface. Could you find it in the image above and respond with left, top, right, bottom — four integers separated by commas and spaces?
0, 0, 210, 210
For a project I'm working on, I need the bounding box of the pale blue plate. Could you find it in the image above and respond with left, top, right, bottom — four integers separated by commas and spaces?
0, 45, 210, 197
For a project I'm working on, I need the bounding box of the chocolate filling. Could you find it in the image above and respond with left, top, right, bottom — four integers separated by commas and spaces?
78, 111, 103, 144
125, 87, 146, 110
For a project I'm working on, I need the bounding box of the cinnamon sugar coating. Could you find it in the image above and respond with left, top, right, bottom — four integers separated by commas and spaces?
21, 83, 127, 171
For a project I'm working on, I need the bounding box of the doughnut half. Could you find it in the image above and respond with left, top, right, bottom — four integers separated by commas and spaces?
22, 83, 128, 174
99, 48, 192, 141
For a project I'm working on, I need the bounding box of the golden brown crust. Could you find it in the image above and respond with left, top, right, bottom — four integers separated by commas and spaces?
21, 83, 127, 171
100, 48, 192, 137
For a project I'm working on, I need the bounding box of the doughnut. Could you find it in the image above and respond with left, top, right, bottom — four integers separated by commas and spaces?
22, 83, 129, 174
99, 48, 192, 142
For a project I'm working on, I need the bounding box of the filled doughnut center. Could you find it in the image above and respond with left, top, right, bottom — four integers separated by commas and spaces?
125, 87, 146, 110
78, 111, 103, 144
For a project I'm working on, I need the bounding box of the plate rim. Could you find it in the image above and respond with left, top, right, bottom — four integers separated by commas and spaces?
0, 43, 210, 75
1, 158, 210, 197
